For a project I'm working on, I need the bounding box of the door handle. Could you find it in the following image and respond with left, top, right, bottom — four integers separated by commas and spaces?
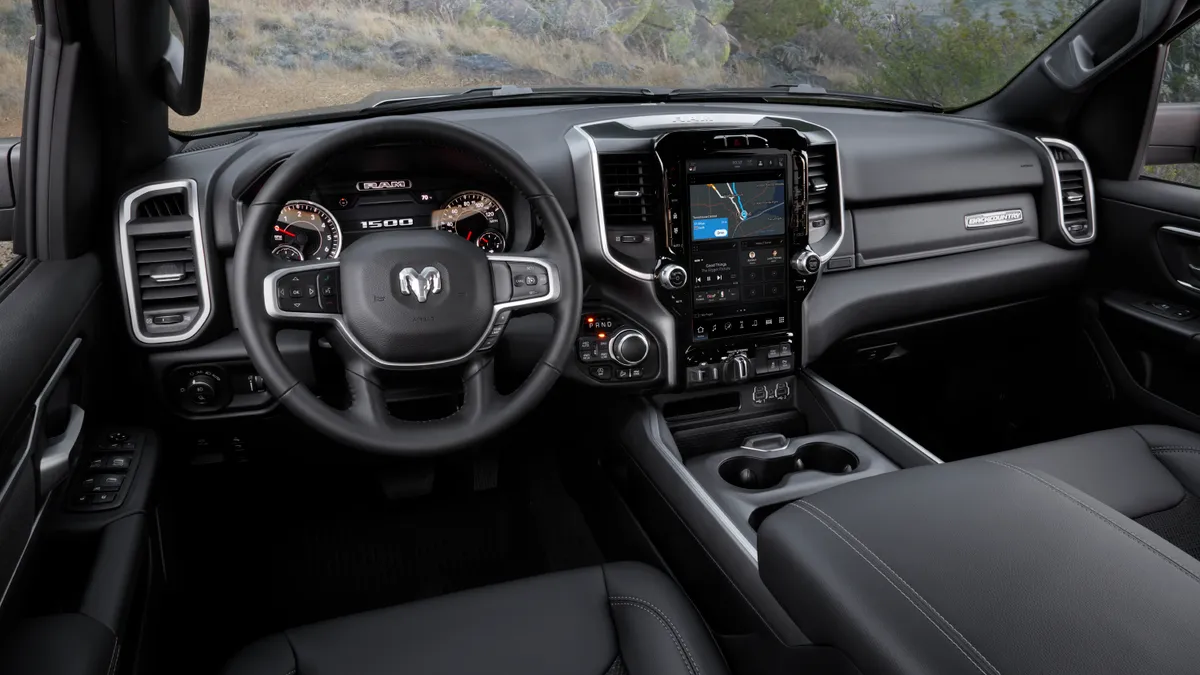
38, 403, 84, 499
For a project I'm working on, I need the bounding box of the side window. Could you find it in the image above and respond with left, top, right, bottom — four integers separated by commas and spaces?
0, 1, 31, 273
1144, 23, 1200, 187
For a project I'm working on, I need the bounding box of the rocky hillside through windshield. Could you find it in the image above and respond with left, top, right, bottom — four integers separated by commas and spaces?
0, 0, 1112, 133
1, 0, 1198, 137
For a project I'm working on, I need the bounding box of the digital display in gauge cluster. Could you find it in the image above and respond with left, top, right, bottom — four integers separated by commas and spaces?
266, 177, 510, 261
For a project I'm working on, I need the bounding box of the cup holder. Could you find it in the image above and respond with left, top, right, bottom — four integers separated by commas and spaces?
719, 442, 860, 490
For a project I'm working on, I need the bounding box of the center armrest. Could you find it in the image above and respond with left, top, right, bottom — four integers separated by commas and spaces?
758, 458, 1200, 675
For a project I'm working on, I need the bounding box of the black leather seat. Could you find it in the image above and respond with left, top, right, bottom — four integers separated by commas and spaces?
221, 562, 727, 675
987, 424, 1200, 558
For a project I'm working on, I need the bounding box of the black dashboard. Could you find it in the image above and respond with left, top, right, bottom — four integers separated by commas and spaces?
113, 102, 1094, 417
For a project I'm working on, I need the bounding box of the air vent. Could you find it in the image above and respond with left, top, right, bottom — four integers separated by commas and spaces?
806, 145, 834, 212
1040, 138, 1095, 245
118, 180, 211, 344
599, 153, 661, 227
136, 192, 187, 219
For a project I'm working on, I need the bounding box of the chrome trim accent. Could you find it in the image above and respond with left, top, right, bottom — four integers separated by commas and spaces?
965, 209, 1024, 229
0, 337, 82, 609
1178, 279, 1200, 293
150, 271, 186, 283
397, 266, 442, 302
575, 113, 845, 267
568, 126, 655, 281
804, 371, 943, 465
1036, 137, 1097, 245
1161, 225, 1200, 241
613, 190, 642, 198
262, 254, 560, 370
645, 408, 759, 563
117, 179, 213, 344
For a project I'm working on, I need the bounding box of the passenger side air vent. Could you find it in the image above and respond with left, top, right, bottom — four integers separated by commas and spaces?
1039, 138, 1096, 245
805, 143, 840, 247
118, 180, 211, 344
598, 153, 659, 275
599, 153, 661, 227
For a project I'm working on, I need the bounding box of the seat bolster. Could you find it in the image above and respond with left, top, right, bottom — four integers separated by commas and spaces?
1132, 425, 1200, 497
220, 634, 295, 675
987, 426, 1184, 517
602, 562, 730, 675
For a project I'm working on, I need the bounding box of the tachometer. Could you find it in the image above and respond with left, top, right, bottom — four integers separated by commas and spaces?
433, 191, 508, 249
475, 230, 506, 254
269, 200, 342, 261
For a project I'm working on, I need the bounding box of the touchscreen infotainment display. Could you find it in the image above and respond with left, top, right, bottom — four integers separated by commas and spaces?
687, 175, 790, 342
689, 179, 786, 241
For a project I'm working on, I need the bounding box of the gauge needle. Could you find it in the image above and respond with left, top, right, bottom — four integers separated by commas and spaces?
466, 231, 473, 241
274, 225, 296, 237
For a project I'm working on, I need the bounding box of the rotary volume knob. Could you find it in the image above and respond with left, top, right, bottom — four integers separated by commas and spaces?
657, 264, 688, 290
610, 329, 650, 367
791, 250, 821, 276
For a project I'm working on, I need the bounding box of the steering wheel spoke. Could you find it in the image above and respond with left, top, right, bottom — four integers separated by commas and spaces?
457, 354, 501, 423
263, 259, 343, 326
488, 253, 561, 318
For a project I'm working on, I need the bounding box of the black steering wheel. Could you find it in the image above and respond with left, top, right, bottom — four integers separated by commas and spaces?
231, 118, 583, 456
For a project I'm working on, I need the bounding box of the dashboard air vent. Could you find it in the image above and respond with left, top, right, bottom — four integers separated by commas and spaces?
806, 146, 833, 212
136, 192, 187, 219
118, 180, 211, 344
598, 153, 660, 227
1040, 138, 1095, 245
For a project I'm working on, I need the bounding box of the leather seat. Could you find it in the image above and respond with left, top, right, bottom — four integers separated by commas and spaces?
986, 424, 1200, 558
756, 424, 1200, 675
220, 562, 728, 675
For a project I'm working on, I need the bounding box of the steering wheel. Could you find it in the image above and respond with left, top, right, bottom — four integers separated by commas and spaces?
231, 117, 583, 456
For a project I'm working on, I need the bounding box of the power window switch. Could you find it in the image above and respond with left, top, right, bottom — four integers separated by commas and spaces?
91, 493, 117, 505
71, 493, 90, 507
87, 457, 104, 470
105, 455, 133, 470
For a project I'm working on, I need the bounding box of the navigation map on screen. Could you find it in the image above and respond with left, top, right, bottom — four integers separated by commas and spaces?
690, 179, 786, 241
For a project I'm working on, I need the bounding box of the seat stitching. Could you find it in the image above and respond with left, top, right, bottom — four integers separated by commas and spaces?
609, 601, 695, 675
986, 460, 1200, 587
798, 501, 1003, 675
106, 639, 120, 675
788, 502, 994, 675
608, 595, 701, 675
1150, 447, 1200, 454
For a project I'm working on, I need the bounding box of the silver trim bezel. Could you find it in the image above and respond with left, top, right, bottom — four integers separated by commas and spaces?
572, 113, 846, 280
1161, 225, 1200, 241
0, 338, 82, 609
262, 254, 560, 370
804, 371, 943, 465
117, 179, 213, 344
1036, 137, 1097, 245
280, 198, 344, 259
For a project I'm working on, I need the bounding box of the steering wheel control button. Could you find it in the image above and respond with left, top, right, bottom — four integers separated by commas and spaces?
316, 269, 341, 313
509, 262, 550, 300
277, 272, 322, 312
491, 262, 513, 303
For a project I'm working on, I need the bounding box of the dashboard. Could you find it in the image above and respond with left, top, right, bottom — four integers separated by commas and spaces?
114, 102, 1094, 417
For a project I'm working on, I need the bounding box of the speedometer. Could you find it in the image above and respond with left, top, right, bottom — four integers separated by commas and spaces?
269, 200, 342, 261
433, 191, 508, 249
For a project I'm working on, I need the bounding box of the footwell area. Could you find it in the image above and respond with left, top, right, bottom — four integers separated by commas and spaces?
159, 441, 601, 675
815, 300, 1125, 462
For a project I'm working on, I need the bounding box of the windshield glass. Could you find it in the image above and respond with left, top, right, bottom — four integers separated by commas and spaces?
174, 0, 1097, 130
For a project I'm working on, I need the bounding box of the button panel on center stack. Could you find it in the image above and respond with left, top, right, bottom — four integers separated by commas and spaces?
575, 312, 656, 383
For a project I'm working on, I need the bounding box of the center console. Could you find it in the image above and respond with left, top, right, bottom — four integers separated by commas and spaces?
653, 129, 823, 389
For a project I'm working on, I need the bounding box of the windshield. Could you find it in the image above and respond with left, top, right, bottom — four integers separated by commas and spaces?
175, 0, 1097, 131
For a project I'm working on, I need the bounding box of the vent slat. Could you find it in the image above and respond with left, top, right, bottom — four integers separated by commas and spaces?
599, 154, 661, 227
136, 248, 194, 264
141, 285, 200, 302
136, 192, 188, 219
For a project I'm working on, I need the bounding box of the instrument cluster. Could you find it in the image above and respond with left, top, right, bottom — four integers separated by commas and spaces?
266, 184, 511, 261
